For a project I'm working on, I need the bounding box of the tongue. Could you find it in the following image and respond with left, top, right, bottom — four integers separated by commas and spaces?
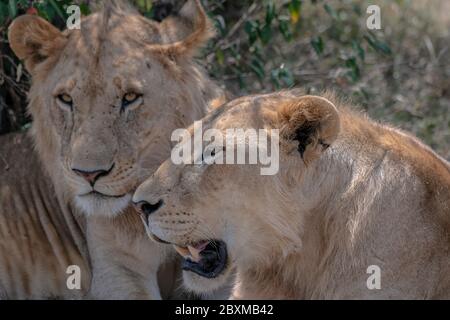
188, 241, 209, 262
194, 241, 210, 252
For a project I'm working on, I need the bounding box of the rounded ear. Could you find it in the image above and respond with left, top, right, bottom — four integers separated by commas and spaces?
278, 95, 340, 164
155, 0, 215, 58
8, 15, 66, 74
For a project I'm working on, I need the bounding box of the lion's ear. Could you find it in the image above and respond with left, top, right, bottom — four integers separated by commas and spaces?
8, 15, 66, 74
157, 0, 215, 58
277, 95, 340, 164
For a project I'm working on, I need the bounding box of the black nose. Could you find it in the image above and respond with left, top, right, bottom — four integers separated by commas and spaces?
134, 199, 164, 217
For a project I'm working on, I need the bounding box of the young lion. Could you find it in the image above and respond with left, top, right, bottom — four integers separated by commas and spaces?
1, 0, 227, 299
133, 91, 450, 299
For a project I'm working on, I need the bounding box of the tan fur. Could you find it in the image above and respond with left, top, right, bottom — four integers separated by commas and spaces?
134, 91, 450, 299
2, 0, 225, 299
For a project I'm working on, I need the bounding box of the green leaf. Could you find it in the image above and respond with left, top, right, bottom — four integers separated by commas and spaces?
231, 66, 246, 89
345, 57, 360, 82
279, 68, 294, 87
21, 122, 32, 131
352, 40, 365, 61
79, 3, 91, 15
259, 24, 272, 44
36, 2, 55, 21
271, 67, 295, 89
249, 59, 265, 80
18, 0, 30, 7
364, 34, 392, 55
352, 3, 362, 16
136, 0, 152, 12
278, 17, 293, 41
49, 0, 67, 20
244, 20, 259, 45
271, 70, 281, 89
310, 36, 324, 55
265, 2, 276, 25
216, 49, 225, 65
323, 3, 338, 20
214, 15, 226, 36
0, 2, 8, 25
8, 0, 17, 18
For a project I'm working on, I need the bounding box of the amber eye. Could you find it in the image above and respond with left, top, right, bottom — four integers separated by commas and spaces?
121, 92, 142, 110
57, 94, 73, 108
124, 92, 137, 102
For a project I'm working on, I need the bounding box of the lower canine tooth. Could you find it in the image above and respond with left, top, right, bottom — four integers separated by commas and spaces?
174, 245, 190, 258
187, 246, 202, 262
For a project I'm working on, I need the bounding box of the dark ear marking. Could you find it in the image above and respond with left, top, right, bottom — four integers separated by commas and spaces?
318, 139, 330, 150
294, 122, 319, 158
278, 95, 340, 163
26, 41, 47, 65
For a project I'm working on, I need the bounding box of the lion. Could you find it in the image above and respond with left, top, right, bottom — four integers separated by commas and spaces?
1, 0, 227, 299
133, 90, 450, 299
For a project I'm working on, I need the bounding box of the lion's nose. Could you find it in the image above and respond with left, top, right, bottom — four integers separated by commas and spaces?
133, 199, 164, 217
72, 164, 114, 186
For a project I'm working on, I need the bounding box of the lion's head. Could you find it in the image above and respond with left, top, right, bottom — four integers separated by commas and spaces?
132, 91, 341, 294
8, 0, 222, 217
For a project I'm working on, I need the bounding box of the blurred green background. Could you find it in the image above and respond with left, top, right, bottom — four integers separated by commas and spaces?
0, 0, 449, 159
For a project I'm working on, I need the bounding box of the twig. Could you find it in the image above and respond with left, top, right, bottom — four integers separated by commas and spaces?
216, 2, 258, 49
206, 2, 260, 63
0, 71, 28, 96
0, 154, 9, 171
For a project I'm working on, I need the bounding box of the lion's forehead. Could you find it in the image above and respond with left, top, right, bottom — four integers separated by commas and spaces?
63, 10, 162, 52
47, 12, 164, 91
198, 96, 281, 133
57, 45, 150, 76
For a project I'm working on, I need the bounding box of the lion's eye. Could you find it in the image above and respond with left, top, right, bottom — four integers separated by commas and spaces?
121, 92, 142, 110
57, 93, 73, 107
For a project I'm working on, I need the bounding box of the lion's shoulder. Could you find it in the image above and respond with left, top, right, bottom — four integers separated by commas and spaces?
337, 105, 450, 227
0, 132, 89, 299
0, 132, 44, 188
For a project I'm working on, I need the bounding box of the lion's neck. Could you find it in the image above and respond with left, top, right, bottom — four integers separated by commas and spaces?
236, 109, 450, 299
235, 118, 385, 299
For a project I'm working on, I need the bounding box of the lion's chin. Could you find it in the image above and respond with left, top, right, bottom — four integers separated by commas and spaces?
182, 265, 233, 296
74, 193, 132, 217
175, 240, 233, 296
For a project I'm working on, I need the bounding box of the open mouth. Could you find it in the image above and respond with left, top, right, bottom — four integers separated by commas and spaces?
138, 216, 228, 278
173, 240, 227, 279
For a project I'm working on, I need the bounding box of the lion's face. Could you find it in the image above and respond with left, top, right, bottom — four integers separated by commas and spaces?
9, 1, 219, 216
45, 49, 180, 216
133, 92, 341, 293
